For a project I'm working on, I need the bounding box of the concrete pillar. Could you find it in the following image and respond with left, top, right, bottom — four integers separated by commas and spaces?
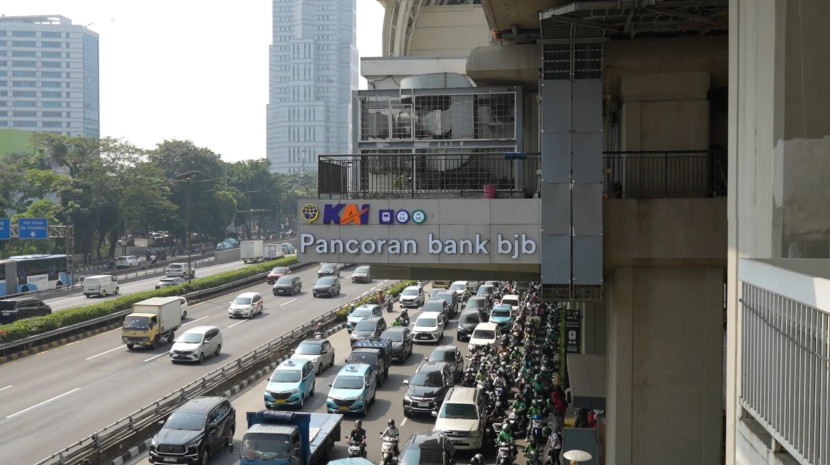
607, 266, 724, 465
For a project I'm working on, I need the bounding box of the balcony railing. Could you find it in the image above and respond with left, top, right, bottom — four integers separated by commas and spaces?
603, 150, 727, 198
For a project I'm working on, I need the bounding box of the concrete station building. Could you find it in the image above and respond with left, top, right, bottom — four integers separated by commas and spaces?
298, 1, 830, 464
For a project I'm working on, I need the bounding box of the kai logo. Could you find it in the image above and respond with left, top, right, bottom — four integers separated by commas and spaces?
323, 203, 370, 225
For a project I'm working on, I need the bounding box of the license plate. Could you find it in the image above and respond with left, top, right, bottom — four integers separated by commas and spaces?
339, 406, 350, 411
275, 399, 286, 404
163, 458, 177, 463
414, 402, 427, 407
1, 311, 10, 316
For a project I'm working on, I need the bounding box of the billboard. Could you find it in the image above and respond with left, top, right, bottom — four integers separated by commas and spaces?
297, 199, 541, 265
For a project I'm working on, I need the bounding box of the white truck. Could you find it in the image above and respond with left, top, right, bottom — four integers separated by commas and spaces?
121, 297, 183, 350
241, 240, 265, 263
263, 242, 285, 261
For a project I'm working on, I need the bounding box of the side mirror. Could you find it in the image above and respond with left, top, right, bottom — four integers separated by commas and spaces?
329, 382, 333, 387
431, 410, 438, 418
403, 379, 409, 385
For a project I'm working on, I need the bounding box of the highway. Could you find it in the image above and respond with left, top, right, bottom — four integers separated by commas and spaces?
0, 263, 386, 465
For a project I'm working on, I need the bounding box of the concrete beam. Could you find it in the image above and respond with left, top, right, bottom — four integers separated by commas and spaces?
466, 43, 541, 86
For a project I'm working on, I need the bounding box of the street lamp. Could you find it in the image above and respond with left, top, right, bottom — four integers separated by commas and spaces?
175, 170, 200, 281
240, 190, 260, 239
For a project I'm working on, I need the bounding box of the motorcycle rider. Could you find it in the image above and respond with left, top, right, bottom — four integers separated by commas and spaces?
314, 322, 326, 338
496, 423, 516, 459
493, 367, 508, 391
347, 420, 367, 452
380, 419, 401, 456
400, 308, 410, 324
392, 316, 403, 327
524, 437, 540, 463
525, 399, 546, 441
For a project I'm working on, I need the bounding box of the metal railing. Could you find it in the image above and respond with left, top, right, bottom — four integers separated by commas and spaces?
603, 150, 727, 199
740, 282, 829, 465
318, 152, 540, 199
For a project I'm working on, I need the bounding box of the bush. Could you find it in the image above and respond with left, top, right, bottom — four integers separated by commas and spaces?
0, 257, 298, 344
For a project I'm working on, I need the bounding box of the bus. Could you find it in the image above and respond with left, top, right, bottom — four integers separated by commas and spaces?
0, 254, 71, 297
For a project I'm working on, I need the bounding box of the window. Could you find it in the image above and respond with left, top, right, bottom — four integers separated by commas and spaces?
13, 121, 37, 127
11, 61, 36, 67
11, 41, 36, 47
43, 101, 61, 107
41, 51, 61, 58
42, 111, 62, 117
12, 31, 36, 37
12, 51, 36, 57
41, 71, 61, 78
42, 81, 61, 88
13, 100, 36, 107
41, 62, 62, 68
41, 41, 61, 48
41, 121, 62, 128
42, 91, 61, 98
41, 32, 61, 38
13, 111, 36, 117
12, 71, 35, 77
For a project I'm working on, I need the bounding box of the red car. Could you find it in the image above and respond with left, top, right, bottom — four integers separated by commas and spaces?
266, 266, 292, 284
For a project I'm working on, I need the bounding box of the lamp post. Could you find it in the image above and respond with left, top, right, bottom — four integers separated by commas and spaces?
175, 170, 200, 281
240, 190, 260, 239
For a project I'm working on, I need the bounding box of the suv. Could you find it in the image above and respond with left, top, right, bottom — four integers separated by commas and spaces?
428, 345, 464, 382
434, 290, 459, 318
165, 263, 195, 279
0, 298, 51, 324
398, 285, 425, 308
398, 431, 456, 465
456, 309, 482, 342
317, 262, 341, 278
149, 396, 235, 465
464, 296, 491, 318
115, 255, 141, 269
349, 317, 387, 346
422, 299, 449, 319
272, 275, 302, 296
326, 363, 377, 416
432, 387, 488, 450
169, 326, 222, 364
264, 358, 316, 409
403, 361, 454, 417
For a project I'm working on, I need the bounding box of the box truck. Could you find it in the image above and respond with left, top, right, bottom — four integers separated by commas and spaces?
122, 296, 183, 349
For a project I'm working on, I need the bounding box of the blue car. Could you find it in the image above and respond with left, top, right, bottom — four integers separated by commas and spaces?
346, 304, 383, 332
326, 364, 377, 416
264, 358, 316, 409
488, 303, 513, 331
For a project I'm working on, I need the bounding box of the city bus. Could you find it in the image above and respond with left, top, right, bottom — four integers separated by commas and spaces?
0, 254, 71, 297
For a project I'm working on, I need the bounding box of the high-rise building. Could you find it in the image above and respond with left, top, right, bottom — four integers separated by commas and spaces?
0, 15, 99, 138
266, 0, 358, 174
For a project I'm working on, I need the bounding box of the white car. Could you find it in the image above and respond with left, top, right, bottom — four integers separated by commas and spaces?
165, 262, 195, 278
115, 255, 141, 269
449, 281, 469, 300
500, 294, 520, 311
468, 322, 500, 349
411, 313, 445, 344
176, 296, 189, 319
399, 285, 425, 308
228, 292, 264, 319
169, 325, 222, 364
82, 275, 119, 298
432, 387, 488, 450
291, 338, 336, 375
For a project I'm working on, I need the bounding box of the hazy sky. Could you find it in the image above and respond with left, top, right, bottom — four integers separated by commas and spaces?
3, 1, 385, 162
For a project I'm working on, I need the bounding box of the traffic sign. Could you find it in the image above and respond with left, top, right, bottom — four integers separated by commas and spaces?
0, 218, 9, 240
18, 218, 48, 239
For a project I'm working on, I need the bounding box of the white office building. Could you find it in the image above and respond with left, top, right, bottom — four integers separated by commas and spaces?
266, 0, 358, 174
0, 15, 99, 138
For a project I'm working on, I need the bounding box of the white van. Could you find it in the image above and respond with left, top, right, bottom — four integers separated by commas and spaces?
83, 275, 119, 298
500, 294, 520, 311
468, 322, 500, 349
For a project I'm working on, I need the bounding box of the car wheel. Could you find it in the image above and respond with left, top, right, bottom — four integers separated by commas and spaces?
227, 427, 235, 448
317, 363, 322, 375
182, 310, 187, 319
310, 381, 315, 396
198, 352, 204, 364
215, 344, 221, 356
126, 343, 134, 350
198, 446, 209, 465
298, 391, 305, 409
330, 354, 335, 367
101, 290, 107, 297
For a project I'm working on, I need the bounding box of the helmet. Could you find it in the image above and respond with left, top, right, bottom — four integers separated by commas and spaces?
514, 393, 521, 400
501, 423, 509, 431
355, 420, 362, 428
387, 419, 395, 427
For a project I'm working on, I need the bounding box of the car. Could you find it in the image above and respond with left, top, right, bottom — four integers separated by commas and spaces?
0, 298, 51, 324
155, 276, 186, 289
169, 325, 222, 364
326, 363, 377, 416
403, 361, 455, 417
398, 431, 456, 465
349, 317, 387, 346
500, 294, 520, 311
264, 358, 316, 409
313, 276, 341, 298
463, 295, 491, 319
381, 326, 413, 362
317, 262, 341, 278
432, 387, 488, 450
484, 280, 502, 292
411, 313, 445, 344
456, 309, 481, 342
165, 262, 195, 279
228, 292, 264, 318
488, 303, 513, 330
82, 275, 119, 298
422, 299, 449, 319
280, 242, 296, 254
115, 255, 141, 269
272, 275, 302, 296
291, 338, 336, 374
346, 304, 383, 332
468, 322, 501, 350
148, 396, 235, 465
428, 345, 465, 382
449, 281, 469, 300
430, 288, 447, 301
399, 285, 425, 308
476, 284, 496, 304
351, 265, 372, 283
176, 296, 189, 319
266, 266, 292, 284
434, 290, 459, 318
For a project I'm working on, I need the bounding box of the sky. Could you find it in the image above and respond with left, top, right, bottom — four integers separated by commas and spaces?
3, 1, 386, 162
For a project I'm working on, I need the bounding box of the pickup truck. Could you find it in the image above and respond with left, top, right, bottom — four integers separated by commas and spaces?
241, 410, 342, 465
348, 338, 392, 385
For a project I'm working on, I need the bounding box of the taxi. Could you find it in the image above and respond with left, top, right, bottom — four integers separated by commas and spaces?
326, 363, 377, 416
264, 358, 316, 409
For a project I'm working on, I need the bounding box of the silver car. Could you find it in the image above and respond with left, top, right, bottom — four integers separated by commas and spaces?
169, 326, 222, 364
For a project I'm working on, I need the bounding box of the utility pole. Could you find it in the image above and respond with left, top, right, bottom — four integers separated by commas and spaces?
175, 170, 200, 281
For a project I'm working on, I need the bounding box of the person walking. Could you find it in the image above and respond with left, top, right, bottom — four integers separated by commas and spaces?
546, 430, 562, 465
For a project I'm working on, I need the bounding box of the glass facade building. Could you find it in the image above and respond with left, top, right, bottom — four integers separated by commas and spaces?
0, 15, 99, 138
266, 0, 358, 173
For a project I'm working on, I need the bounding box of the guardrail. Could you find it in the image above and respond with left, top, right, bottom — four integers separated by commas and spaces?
33, 275, 397, 465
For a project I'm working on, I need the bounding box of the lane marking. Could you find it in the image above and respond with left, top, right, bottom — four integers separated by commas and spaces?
0, 385, 12, 392
400, 417, 407, 427
144, 352, 168, 363
86, 345, 124, 360
227, 319, 249, 329
7, 387, 80, 419
280, 298, 298, 307
182, 316, 208, 326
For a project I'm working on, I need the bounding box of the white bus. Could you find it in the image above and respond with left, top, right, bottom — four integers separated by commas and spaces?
0, 254, 71, 297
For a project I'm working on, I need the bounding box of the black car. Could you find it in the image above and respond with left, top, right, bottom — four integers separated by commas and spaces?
456, 309, 481, 342
403, 361, 454, 417
0, 298, 51, 324
149, 396, 235, 465
272, 275, 302, 296
317, 262, 341, 278
434, 291, 459, 318
381, 326, 413, 362
351, 265, 372, 283
349, 317, 387, 346
313, 276, 341, 298
422, 299, 449, 319
428, 345, 465, 383
398, 431, 456, 465
463, 296, 491, 319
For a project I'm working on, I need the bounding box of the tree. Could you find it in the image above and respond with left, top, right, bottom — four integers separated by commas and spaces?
225, 160, 286, 237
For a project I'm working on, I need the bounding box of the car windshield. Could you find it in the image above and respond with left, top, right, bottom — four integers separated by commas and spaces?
234, 296, 252, 305
450, 284, 465, 291
502, 298, 519, 307
429, 350, 454, 362
411, 371, 443, 387
491, 309, 510, 318
440, 403, 478, 419
241, 433, 291, 460
437, 294, 453, 303
402, 288, 418, 296
493, 304, 511, 312
270, 370, 301, 383
355, 266, 369, 273
355, 321, 377, 331
164, 412, 206, 431
415, 317, 437, 327
401, 446, 444, 465
178, 333, 203, 344
423, 302, 444, 312
473, 329, 495, 340
466, 299, 484, 308
317, 277, 335, 285
352, 308, 373, 317
270, 267, 289, 274
333, 375, 364, 389
276, 276, 294, 284
460, 313, 480, 325
478, 286, 493, 294
430, 290, 443, 299
321, 264, 336, 271
295, 342, 321, 355
382, 330, 404, 342
123, 315, 150, 330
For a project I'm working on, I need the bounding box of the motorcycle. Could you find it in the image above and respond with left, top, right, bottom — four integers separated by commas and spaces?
383, 295, 394, 313
399, 309, 410, 326
496, 441, 515, 465
314, 323, 326, 339
525, 446, 540, 465
346, 437, 366, 458
379, 434, 399, 465
529, 415, 545, 444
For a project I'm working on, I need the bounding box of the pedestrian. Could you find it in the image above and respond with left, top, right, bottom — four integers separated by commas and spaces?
546, 430, 562, 465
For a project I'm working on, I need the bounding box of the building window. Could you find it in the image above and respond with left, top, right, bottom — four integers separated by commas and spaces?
12, 51, 37, 57
41, 121, 62, 127
42, 81, 61, 88
11, 31, 36, 37
41, 62, 62, 68
41, 32, 61, 38
12, 120, 37, 127
13, 100, 36, 107
12, 71, 35, 77
13, 110, 36, 117
42, 111, 62, 117
42, 101, 61, 107
12, 61, 36, 67
42, 91, 61, 98
41, 51, 61, 58
41, 41, 61, 48
13, 91, 36, 97
11, 41, 36, 47
12, 81, 36, 87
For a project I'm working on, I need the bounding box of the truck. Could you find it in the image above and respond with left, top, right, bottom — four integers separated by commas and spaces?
263, 242, 285, 261
121, 296, 183, 350
348, 338, 393, 385
241, 240, 266, 263
240, 410, 342, 465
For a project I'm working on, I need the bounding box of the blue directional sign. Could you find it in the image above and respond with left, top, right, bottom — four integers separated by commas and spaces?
18, 218, 48, 239
0, 218, 9, 240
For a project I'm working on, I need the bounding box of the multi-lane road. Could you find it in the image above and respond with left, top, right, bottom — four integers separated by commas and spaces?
0, 261, 390, 465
